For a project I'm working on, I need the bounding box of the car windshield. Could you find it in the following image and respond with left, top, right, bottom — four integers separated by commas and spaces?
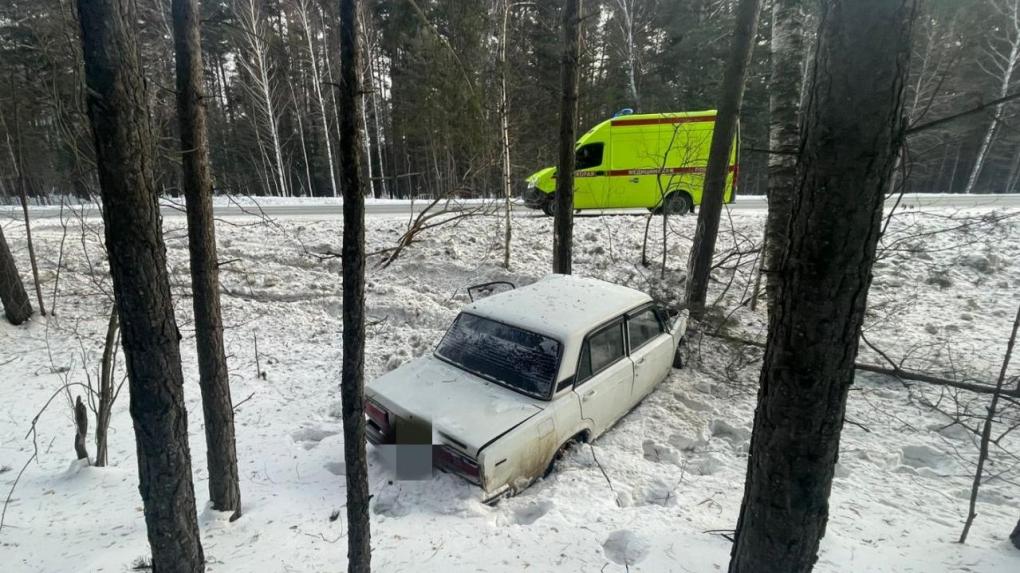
435, 313, 561, 399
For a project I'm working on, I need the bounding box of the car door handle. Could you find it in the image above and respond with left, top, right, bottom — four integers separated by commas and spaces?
629, 177, 639, 183
583, 389, 598, 400
636, 357, 646, 365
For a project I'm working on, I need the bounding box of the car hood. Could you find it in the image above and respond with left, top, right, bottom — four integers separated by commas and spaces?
366, 355, 544, 457
527, 166, 556, 189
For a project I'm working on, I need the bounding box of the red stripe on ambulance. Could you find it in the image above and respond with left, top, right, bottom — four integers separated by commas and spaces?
609, 115, 716, 127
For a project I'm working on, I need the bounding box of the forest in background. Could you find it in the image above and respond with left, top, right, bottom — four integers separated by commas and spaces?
1, 0, 1019, 202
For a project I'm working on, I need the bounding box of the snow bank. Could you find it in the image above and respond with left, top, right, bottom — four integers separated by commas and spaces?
1, 206, 1018, 571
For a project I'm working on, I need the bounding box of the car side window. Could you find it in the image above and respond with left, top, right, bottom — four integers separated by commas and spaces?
576, 319, 625, 387
576, 343, 592, 382
575, 143, 604, 170
628, 308, 663, 351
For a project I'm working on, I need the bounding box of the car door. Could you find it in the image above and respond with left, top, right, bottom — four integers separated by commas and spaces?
627, 306, 674, 399
572, 142, 610, 209
573, 318, 632, 437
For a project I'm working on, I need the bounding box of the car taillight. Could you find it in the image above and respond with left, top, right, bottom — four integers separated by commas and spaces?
365, 400, 393, 444
366, 400, 387, 424
435, 445, 481, 484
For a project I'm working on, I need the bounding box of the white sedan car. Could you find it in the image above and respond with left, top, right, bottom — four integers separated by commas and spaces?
365, 274, 688, 502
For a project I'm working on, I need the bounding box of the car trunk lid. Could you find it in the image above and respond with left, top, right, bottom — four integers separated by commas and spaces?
367, 355, 544, 457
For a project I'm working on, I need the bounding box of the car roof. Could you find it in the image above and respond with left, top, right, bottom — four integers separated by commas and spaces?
464, 275, 652, 343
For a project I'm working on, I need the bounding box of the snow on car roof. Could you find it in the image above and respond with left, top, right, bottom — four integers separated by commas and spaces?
464, 275, 652, 343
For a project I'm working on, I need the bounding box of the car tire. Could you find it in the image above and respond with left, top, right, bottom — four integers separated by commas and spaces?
664, 191, 692, 215
542, 199, 556, 217
544, 437, 579, 478
672, 337, 686, 369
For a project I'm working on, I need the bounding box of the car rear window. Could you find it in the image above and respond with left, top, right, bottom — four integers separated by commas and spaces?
435, 313, 561, 399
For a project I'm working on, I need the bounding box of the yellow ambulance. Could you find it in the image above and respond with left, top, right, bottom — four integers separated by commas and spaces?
523, 110, 738, 215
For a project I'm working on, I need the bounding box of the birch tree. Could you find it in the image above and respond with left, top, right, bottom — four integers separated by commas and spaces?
612, 0, 641, 110
235, 0, 289, 197
963, 0, 1020, 194
763, 0, 807, 313
296, 0, 339, 197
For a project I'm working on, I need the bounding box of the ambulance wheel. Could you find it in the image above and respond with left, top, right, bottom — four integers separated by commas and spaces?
664, 192, 692, 215
542, 200, 557, 217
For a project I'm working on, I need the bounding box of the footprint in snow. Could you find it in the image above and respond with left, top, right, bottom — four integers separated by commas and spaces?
602, 530, 650, 567
512, 500, 554, 525
291, 426, 340, 449
324, 461, 345, 476
642, 440, 682, 466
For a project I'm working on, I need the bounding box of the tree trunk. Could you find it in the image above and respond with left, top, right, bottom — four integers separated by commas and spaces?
172, 0, 242, 518
962, 0, 1020, 195
338, 0, 371, 570
728, 2, 914, 572
74, 396, 89, 461
763, 0, 806, 315
684, 0, 761, 318
298, 0, 339, 197
0, 225, 33, 325
8, 101, 47, 317
498, 0, 513, 269
75, 0, 205, 569
1011, 516, 1020, 549
95, 305, 118, 467
553, 0, 581, 275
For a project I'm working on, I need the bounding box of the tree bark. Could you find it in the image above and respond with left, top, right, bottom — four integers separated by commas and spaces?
172, 0, 242, 518
338, 0, 371, 570
1011, 516, 1020, 549
684, 0, 761, 318
95, 305, 118, 467
727, 2, 915, 572
75, 0, 205, 569
553, 0, 581, 275
498, 0, 513, 269
763, 0, 806, 315
0, 225, 33, 325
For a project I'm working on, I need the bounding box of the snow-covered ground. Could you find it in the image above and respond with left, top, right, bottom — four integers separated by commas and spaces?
1, 205, 1019, 572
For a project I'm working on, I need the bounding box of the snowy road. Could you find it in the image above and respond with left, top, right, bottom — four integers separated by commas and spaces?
8, 193, 1020, 220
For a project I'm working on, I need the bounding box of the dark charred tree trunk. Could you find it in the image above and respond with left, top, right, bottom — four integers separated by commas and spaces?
1011, 516, 1020, 549
684, 0, 761, 318
728, 2, 915, 572
95, 305, 118, 467
338, 0, 371, 571
75, 0, 205, 570
12, 103, 47, 317
552, 0, 581, 275
172, 0, 242, 518
763, 0, 806, 315
74, 396, 89, 460
0, 225, 33, 325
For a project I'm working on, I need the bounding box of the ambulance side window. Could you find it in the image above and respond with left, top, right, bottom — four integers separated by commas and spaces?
575, 143, 604, 169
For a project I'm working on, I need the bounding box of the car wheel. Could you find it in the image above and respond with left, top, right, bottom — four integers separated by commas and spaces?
542, 199, 557, 217
544, 437, 579, 478
664, 191, 692, 215
672, 337, 687, 369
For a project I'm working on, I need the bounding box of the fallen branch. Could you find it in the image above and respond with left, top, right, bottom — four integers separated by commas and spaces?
701, 331, 1020, 398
